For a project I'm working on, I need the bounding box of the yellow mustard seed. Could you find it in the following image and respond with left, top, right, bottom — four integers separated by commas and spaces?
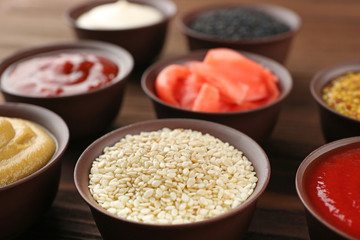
322, 72, 360, 120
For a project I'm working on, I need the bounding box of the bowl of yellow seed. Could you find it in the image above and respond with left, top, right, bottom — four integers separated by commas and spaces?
310, 60, 360, 142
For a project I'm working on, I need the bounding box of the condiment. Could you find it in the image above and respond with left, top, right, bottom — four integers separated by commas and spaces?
322, 71, 360, 120
0, 117, 56, 187
304, 144, 360, 239
76, 0, 163, 30
189, 8, 290, 40
89, 128, 257, 224
155, 48, 280, 113
2, 52, 119, 97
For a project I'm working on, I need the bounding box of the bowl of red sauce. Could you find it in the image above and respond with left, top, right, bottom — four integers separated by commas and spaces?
0, 40, 133, 138
311, 61, 360, 142
296, 137, 360, 240
141, 48, 292, 144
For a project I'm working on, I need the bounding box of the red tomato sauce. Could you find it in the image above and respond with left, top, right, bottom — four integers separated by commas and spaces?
305, 144, 360, 239
2, 52, 118, 97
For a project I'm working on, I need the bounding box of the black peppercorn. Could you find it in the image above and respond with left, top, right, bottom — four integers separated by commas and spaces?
189, 8, 290, 40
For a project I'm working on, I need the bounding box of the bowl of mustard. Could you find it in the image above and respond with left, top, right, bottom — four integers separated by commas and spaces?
310, 60, 360, 142
0, 102, 69, 239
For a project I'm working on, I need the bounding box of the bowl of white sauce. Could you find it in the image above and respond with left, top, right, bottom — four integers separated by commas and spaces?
66, 0, 177, 66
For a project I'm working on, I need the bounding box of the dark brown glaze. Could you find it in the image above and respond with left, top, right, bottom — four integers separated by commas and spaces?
296, 137, 360, 240
178, 3, 301, 64
74, 118, 270, 240
141, 49, 293, 145
66, 0, 177, 66
0, 40, 134, 139
305, 210, 348, 240
0, 102, 69, 239
310, 61, 360, 142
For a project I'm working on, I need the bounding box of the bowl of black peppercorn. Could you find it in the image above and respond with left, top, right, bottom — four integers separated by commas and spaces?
178, 3, 301, 63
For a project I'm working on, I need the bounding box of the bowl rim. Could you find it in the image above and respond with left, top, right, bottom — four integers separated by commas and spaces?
295, 136, 360, 239
74, 118, 271, 228
0, 102, 69, 191
0, 40, 134, 99
310, 60, 360, 124
141, 48, 293, 115
65, 0, 177, 32
178, 3, 301, 45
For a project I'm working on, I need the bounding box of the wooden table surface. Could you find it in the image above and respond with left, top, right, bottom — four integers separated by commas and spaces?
1, 0, 360, 239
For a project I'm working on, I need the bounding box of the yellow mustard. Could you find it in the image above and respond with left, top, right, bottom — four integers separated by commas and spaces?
0, 117, 56, 187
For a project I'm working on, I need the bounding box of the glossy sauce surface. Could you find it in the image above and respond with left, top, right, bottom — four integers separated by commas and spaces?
2, 52, 119, 97
305, 144, 360, 239
76, 1, 163, 30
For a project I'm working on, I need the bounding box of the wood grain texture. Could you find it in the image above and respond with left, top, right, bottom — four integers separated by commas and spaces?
1, 0, 360, 239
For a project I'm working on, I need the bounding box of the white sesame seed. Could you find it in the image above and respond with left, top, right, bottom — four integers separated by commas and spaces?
89, 128, 257, 225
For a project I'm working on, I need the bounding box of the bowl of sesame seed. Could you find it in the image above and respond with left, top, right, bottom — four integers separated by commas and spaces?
178, 3, 301, 63
310, 60, 360, 142
74, 118, 270, 240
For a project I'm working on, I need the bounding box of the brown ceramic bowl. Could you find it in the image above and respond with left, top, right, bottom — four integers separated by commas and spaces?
178, 3, 301, 64
310, 61, 360, 142
74, 118, 270, 240
296, 137, 360, 240
141, 49, 293, 145
0, 102, 69, 239
66, 0, 177, 66
0, 40, 133, 139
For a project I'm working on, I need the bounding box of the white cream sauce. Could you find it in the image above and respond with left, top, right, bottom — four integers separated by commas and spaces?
76, 0, 163, 30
